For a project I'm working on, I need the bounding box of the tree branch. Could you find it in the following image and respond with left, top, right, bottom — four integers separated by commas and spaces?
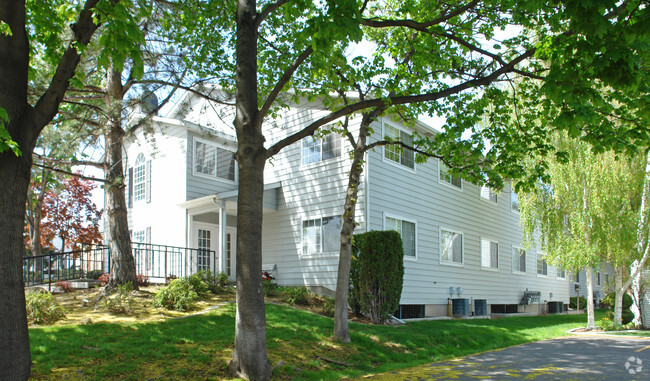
32, 0, 102, 135
256, 0, 293, 29
266, 48, 535, 158
257, 45, 314, 124
33, 153, 104, 170
32, 163, 109, 184
361, 0, 480, 29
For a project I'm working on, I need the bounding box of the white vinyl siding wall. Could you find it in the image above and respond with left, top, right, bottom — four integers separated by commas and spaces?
367, 117, 569, 306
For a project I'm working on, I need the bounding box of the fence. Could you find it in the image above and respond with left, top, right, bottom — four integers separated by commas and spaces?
23, 243, 216, 289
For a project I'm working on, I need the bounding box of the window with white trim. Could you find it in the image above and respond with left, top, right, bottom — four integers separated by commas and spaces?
385, 216, 416, 257
302, 216, 342, 255
481, 238, 498, 269
511, 190, 520, 212
512, 246, 526, 273
597, 271, 601, 286
134, 153, 146, 201
384, 123, 415, 169
440, 229, 463, 264
439, 163, 462, 189
194, 138, 235, 181
302, 133, 341, 165
537, 253, 548, 276
557, 268, 566, 279
480, 185, 497, 202
133, 229, 145, 243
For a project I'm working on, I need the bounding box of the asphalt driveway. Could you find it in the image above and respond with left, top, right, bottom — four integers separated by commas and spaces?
359, 335, 650, 380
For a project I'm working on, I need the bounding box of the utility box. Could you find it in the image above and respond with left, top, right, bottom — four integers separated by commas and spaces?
452, 298, 469, 317
474, 299, 488, 316
548, 301, 564, 314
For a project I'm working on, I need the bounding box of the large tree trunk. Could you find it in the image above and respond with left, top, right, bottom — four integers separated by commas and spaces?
0, 149, 33, 380
585, 266, 596, 329
228, 0, 271, 379
104, 66, 138, 290
614, 266, 625, 325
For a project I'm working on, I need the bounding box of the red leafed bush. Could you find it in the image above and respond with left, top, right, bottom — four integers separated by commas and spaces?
98, 273, 110, 286
136, 274, 150, 287
55, 281, 71, 292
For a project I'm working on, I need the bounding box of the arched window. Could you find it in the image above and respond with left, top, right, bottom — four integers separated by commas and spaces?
134, 153, 146, 201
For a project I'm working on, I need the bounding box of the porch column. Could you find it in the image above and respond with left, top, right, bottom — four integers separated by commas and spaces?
219, 202, 226, 274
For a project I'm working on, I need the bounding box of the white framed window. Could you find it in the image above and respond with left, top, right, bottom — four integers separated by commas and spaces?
480, 185, 497, 203
574, 271, 580, 283
301, 216, 342, 256
439, 163, 462, 189
301, 133, 341, 165
133, 229, 145, 243
385, 215, 416, 258
511, 190, 519, 213
197, 228, 212, 271
133, 153, 146, 201
193, 137, 236, 181
512, 246, 526, 273
481, 238, 499, 269
557, 267, 566, 279
440, 228, 463, 265
597, 271, 601, 286
537, 253, 548, 276
383, 122, 415, 169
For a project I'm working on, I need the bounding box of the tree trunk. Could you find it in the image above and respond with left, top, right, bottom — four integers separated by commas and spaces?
0, 149, 33, 380
333, 113, 375, 343
228, 0, 271, 379
614, 266, 625, 325
104, 66, 138, 290
585, 266, 596, 329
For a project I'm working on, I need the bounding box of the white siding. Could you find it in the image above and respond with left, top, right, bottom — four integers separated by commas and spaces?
367, 117, 571, 307
261, 105, 366, 291
125, 121, 188, 247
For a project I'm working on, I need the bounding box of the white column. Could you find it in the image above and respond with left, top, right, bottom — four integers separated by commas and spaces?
218, 202, 226, 274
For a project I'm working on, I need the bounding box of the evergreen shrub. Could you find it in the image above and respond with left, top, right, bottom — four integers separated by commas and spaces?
153, 277, 199, 311
349, 230, 404, 324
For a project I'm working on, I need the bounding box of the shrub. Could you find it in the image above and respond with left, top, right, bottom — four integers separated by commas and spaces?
25, 291, 66, 325
603, 292, 634, 325
188, 273, 210, 294
320, 296, 335, 317
136, 274, 150, 287
193, 270, 229, 293
98, 273, 110, 286
105, 283, 135, 315
280, 286, 309, 305
153, 278, 199, 311
569, 296, 587, 310
349, 230, 404, 324
86, 270, 102, 279
263, 279, 278, 297
55, 281, 71, 292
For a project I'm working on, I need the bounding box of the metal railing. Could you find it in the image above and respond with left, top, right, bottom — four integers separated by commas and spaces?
23, 243, 216, 289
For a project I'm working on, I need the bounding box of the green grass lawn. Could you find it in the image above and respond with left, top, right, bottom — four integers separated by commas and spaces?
29, 306, 609, 380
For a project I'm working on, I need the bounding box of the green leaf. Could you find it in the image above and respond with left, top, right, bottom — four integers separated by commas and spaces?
0, 21, 12, 36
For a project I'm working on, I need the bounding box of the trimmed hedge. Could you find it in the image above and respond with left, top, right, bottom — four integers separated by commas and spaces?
569, 296, 587, 310
349, 230, 404, 324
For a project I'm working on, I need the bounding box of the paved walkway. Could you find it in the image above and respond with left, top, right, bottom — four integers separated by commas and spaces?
359, 335, 650, 380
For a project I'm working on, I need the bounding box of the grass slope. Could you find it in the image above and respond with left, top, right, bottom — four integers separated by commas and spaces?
29, 302, 606, 380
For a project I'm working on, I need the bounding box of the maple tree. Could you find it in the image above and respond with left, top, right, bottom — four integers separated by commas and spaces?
39, 175, 103, 252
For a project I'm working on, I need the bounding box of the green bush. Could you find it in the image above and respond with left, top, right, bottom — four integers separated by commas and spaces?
25, 291, 66, 325
279, 286, 310, 305
349, 230, 404, 324
603, 292, 634, 325
153, 278, 199, 311
263, 279, 278, 297
105, 283, 135, 314
192, 270, 230, 293
569, 296, 587, 310
320, 296, 335, 317
187, 273, 210, 294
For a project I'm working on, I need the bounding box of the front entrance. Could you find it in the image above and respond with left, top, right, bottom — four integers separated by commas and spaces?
192, 223, 236, 279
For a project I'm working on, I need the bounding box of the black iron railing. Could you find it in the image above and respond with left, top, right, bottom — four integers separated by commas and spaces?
23, 243, 216, 289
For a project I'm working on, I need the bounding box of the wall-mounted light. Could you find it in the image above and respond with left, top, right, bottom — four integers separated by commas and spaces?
456, 287, 463, 296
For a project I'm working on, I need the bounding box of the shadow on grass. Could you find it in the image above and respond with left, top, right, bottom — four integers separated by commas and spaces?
29, 305, 602, 380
